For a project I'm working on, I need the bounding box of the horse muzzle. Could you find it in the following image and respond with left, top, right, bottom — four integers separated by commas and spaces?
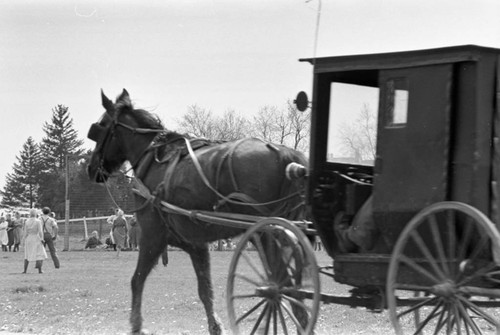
87, 164, 108, 183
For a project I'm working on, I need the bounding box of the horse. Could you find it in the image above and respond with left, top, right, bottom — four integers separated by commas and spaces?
87, 89, 309, 334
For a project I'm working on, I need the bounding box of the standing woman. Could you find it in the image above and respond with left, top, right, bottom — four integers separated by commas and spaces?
23, 209, 47, 273
128, 214, 141, 251
12, 212, 24, 252
6, 213, 14, 251
0, 216, 8, 251
112, 209, 128, 257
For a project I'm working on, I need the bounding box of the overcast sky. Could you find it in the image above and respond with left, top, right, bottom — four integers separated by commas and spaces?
1, 0, 500, 192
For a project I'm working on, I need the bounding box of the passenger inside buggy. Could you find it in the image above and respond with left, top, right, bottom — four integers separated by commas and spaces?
312, 168, 388, 255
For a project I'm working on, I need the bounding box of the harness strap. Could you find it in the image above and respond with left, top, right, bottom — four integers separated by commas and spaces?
216, 192, 271, 215
184, 138, 299, 210
160, 151, 181, 200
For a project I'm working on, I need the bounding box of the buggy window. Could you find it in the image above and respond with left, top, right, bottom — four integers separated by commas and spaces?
385, 78, 409, 126
327, 83, 379, 165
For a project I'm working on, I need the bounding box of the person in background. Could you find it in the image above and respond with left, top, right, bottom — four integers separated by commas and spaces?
111, 209, 128, 257
107, 208, 118, 251
11, 212, 24, 252
6, 213, 14, 251
0, 216, 8, 251
128, 214, 141, 251
85, 230, 102, 249
23, 208, 47, 273
40, 207, 60, 269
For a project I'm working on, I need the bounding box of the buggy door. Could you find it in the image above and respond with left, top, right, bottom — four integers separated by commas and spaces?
373, 64, 453, 238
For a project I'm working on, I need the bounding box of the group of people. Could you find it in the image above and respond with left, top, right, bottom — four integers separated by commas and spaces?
85, 209, 141, 257
0, 212, 23, 252
0, 207, 60, 274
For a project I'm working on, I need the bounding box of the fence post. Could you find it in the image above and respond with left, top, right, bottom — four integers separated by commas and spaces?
83, 216, 88, 240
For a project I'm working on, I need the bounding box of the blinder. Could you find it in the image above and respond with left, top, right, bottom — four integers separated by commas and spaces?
88, 123, 107, 143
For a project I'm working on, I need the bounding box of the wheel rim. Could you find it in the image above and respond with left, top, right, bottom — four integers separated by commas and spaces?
387, 202, 500, 335
227, 218, 320, 335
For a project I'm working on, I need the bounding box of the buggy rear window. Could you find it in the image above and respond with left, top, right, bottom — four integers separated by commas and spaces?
385, 78, 409, 126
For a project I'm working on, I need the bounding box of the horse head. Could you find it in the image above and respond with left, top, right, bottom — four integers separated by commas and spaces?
87, 89, 163, 183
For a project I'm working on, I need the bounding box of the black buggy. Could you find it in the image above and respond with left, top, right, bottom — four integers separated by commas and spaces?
225, 45, 500, 334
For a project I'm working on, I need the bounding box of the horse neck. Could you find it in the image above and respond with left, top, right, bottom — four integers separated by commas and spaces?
121, 130, 157, 172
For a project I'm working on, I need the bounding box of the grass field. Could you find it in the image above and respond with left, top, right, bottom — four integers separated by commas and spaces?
0, 240, 397, 335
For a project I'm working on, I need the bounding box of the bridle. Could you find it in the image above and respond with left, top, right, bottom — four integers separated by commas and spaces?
87, 112, 164, 179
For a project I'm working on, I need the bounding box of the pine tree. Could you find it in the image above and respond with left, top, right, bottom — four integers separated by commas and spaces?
40, 105, 85, 172
0, 137, 42, 207
38, 105, 85, 210
1, 173, 27, 207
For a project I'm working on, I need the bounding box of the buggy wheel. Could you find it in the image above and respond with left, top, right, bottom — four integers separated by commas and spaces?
227, 218, 320, 335
387, 202, 500, 335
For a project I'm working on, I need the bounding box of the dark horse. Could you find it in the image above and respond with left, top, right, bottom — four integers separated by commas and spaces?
87, 89, 308, 334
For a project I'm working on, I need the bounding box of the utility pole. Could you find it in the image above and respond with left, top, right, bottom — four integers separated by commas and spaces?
63, 154, 70, 251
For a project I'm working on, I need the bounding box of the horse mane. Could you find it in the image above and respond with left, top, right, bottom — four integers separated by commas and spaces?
115, 98, 164, 131
115, 98, 220, 145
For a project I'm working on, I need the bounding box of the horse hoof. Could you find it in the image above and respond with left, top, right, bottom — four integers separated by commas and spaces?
130, 330, 149, 335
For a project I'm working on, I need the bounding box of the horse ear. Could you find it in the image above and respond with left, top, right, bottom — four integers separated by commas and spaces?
101, 90, 114, 112
116, 89, 132, 108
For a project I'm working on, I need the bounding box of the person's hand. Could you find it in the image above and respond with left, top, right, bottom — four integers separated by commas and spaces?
53, 235, 57, 241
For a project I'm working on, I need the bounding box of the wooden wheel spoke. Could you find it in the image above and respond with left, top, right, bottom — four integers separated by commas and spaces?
410, 230, 448, 281
433, 302, 448, 334
274, 249, 295, 286
235, 272, 262, 287
458, 262, 498, 286
457, 295, 500, 327
455, 299, 482, 335
463, 231, 490, 266
396, 295, 439, 319
236, 298, 267, 325
240, 251, 267, 282
282, 294, 312, 315
227, 219, 319, 335
485, 269, 500, 284
277, 303, 289, 335
232, 293, 260, 300
452, 303, 463, 335
412, 300, 444, 335
263, 303, 273, 335
280, 300, 306, 334
429, 213, 451, 277
251, 234, 272, 278
250, 302, 270, 335
272, 303, 278, 335
457, 217, 475, 262
446, 209, 457, 278
399, 254, 442, 285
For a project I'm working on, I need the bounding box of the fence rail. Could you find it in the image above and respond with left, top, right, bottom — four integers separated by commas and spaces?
56, 215, 133, 243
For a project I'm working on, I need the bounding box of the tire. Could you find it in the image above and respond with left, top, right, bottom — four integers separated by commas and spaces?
387, 202, 500, 335
227, 218, 321, 334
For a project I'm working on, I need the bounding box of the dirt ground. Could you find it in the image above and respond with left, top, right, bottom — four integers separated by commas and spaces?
0, 242, 396, 335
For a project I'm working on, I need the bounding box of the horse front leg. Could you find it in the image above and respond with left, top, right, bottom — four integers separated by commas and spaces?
187, 244, 224, 335
130, 228, 167, 335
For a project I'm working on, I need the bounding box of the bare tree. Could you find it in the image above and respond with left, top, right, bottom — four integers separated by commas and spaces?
286, 100, 310, 152
338, 103, 377, 163
215, 109, 249, 141
251, 105, 280, 142
176, 102, 310, 155
177, 105, 217, 139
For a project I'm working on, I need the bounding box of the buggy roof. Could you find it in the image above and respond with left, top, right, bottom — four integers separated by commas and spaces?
300, 44, 500, 72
